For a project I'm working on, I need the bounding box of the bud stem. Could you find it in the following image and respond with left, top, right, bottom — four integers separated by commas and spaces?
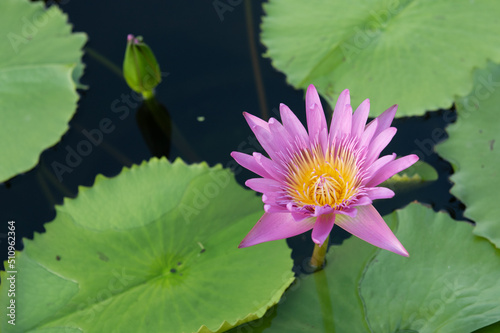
142, 90, 155, 100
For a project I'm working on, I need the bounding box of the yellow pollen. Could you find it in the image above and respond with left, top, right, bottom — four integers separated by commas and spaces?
284, 144, 362, 208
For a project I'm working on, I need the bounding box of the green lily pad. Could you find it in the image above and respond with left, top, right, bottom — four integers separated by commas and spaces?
474, 321, 500, 333
227, 212, 398, 332
235, 235, 376, 332
381, 160, 438, 193
229, 203, 500, 332
362, 203, 500, 333
0, 0, 86, 182
261, 0, 500, 117
0, 158, 294, 333
396, 160, 438, 182
435, 62, 500, 248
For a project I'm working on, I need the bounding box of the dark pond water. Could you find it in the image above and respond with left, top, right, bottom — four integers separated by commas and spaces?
0, 0, 465, 271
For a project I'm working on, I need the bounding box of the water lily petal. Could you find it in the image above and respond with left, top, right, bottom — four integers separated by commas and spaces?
243, 111, 269, 131
239, 212, 315, 248
335, 204, 408, 257
313, 205, 335, 216
263, 194, 289, 213
330, 89, 351, 139
318, 127, 328, 154
253, 153, 285, 181
245, 178, 281, 194
332, 104, 353, 142
351, 196, 372, 207
365, 153, 396, 180
367, 154, 419, 187
311, 214, 335, 246
262, 192, 279, 203
365, 187, 395, 200
230, 152, 273, 179
305, 84, 327, 142
264, 204, 287, 213
280, 103, 309, 148
360, 118, 378, 147
365, 127, 397, 165
374, 104, 398, 138
288, 204, 311, 221
291, 211, 310, 222
336, 207, 357, 217
351, 99, 370, 138
268, 117, 295, 154
252, 125, 282, 162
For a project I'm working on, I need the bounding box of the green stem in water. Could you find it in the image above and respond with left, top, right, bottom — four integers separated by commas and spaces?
244, 0, 269, 120
85, 47, 123, 79
310, 235, 329, 271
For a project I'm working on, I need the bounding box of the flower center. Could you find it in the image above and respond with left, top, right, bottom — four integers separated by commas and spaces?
284, 140, 363, 209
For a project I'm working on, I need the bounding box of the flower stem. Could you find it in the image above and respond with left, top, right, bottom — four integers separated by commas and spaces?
84, 47, 123, 79
244, 0, 269, 120
310, 235, 329, 271
141, 90, 155, 100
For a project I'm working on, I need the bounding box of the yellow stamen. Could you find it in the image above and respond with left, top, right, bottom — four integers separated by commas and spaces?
284, 142, 362, 209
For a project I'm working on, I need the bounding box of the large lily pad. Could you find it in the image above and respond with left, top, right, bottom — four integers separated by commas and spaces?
0, 158, 294, 332
363, 203, 500, 333
261, 0, 500, 117
435, 62, 500, 248
474, 321, 500, 333
229, 203, 500, 332
0, 0, 86, 182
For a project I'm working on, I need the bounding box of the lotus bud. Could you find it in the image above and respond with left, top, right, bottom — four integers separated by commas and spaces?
123, 34, 161, 99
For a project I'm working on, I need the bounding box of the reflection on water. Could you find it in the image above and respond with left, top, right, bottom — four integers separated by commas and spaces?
136, 98, 172, 159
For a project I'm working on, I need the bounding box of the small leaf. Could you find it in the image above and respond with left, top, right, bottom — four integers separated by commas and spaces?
381, 160, 438, 192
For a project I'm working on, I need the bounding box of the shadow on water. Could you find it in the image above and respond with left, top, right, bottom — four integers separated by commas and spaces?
136, 98, 172, 159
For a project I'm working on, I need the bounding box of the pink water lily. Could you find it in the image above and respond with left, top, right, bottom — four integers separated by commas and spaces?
231, 85, 418, 257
